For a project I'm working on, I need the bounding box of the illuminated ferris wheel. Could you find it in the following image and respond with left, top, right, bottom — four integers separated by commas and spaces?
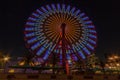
24, 4, 97, 65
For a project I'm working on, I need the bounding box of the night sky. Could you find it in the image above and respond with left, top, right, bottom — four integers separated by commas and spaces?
1, 0, 120, 60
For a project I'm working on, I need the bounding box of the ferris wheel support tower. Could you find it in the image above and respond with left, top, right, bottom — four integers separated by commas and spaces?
60, 23, 69, 74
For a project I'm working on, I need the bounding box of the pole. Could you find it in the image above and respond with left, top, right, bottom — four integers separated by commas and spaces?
60, 23, 69, 74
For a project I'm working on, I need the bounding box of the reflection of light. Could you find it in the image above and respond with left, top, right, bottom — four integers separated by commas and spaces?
116, 63, 120, 66
68, 60, 71, 64
109, 66, 112, 69
19, 61, 25, 66
29, 62, 34, 66
3, 56, 10, 62
34, 62, 41, 65
108, 57, 113, 60
95, 71, 102, 74
8, 69, 15, 73
114, 55, 119, 59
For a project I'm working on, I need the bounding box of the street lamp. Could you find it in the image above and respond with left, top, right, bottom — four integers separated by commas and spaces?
3, 57, 10, 62
3, 55, 10, 73
3, 56, 10, 62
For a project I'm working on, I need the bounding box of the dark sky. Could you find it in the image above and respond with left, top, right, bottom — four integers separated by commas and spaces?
1, 0, 120, 60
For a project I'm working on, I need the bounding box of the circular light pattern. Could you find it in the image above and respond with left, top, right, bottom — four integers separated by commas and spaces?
24, 4, 97, 63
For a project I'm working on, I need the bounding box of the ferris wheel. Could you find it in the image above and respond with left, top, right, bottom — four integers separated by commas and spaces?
24, 4, 97, 65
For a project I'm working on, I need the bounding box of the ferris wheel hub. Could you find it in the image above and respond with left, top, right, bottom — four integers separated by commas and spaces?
61, 23, 66, 29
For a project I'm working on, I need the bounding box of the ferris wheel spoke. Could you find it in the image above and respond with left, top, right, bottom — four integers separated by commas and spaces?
72, 44, 85, 59
36, 40, 49, 55
31, 38, 47, 50
49, 14, 59, 23
83, 47, 91, 55
86, 43, 94, 50
88, 30, 96, 33
63, 13, 69, 21
31, 42, 41, 50
87, 25, 95, 28
70, 7, 76, 15
87, 38, 96, 45
32, 13, 39, 17
65, 35, 72, 43
27, 37, 37, 44
25, 27, 34, 31
46, 5, 52, 12
79, 13, 85, 18
25, 32, 35, 37
84, 21, 92, 25
57, 4, 61, 12
69, 31, 77, 41
71, 53, 78, 61
74, 10, 81, 17
88, 34, 97, 39
69, 17, 76, 23
28, 17, 37, 21
66, 33, 75, 43
64, 13, 70, 22
26, 22, 36, 26
81, 16, 89, 21
41, 7, 48, 13
36, 9, 44, 15
43, 43, 56, 60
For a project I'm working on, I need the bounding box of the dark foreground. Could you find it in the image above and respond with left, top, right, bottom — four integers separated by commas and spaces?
0, 73, 119, 80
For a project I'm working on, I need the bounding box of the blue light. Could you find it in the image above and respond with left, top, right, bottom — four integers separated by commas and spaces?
88, 39, 96, 45
67, 54, 71, 60
72, 43, 86, 59
51, 4, 56, 12
43, 43, 56, 60
32, 13, 39, 17
78, 51, 86, 59
57, 4, 61, 12
36, 9, 43, 15
77, 42, 84, 48
35, 32, 41, 36
84, 21, 92, 24
70, 7, 75, 14
36, 41, 49, 55
88, 34, 97, 39
83, 47, 90, 55
66, 5, 70, 13
43, 50, 50, 60
75, 44, 86, 59
36, 47, 45, 55
62, 4, 65, 12
82, 17, 89, 20
31, 42, 40, 50
28, 17, 36, 21
86, 43, 94, 50
87, 25, 94, 28
89, 30, 96, 33
41, 7, 48, 13
80, 13, 85, 17
73, 54, 78, 61
46, 5, 52, 12
27, 37, 37, 43
25, 28, 34, 31
60, 54, 62, 60
25, 32, 35, 37
74, 10, 80, 17
37, 37, 46, 44
26, 22, 34, 26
